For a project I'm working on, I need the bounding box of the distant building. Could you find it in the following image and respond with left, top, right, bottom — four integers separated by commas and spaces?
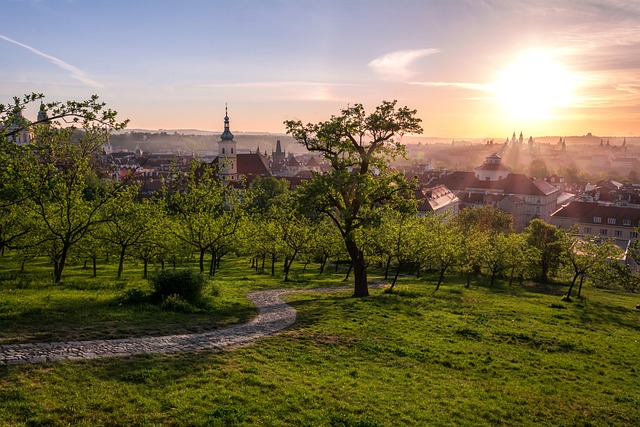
415, 184, 459, 216
2, 109, 32, 145
210, 107, 271, 182
430, 153, 561, 230
549, 201, 640, 258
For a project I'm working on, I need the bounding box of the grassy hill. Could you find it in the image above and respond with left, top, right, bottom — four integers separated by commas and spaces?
0, 256, 638, 426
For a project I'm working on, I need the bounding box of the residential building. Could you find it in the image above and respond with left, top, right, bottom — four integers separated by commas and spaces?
430, 153, 561, 230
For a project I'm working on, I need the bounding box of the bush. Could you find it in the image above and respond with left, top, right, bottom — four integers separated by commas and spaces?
150, 269, 207, 305
160, 294, 195, 312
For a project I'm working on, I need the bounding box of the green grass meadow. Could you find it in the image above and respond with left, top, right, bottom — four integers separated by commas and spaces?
0, 255, 639, 426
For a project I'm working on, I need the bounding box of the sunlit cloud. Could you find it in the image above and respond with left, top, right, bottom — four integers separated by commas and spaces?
0, 34, 102, 88
409, 81, 489, 91
368, 48, 440, 80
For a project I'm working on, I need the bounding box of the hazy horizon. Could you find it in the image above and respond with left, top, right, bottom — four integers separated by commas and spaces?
3, 1, 640, 137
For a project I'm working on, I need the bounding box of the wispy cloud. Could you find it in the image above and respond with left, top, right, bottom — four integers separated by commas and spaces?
409, 81, 490, 91
0, 34, 102, 88
368, 48, 440, 80
197, 81, 362, 89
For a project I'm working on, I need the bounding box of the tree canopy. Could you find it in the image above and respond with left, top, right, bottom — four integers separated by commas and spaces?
285, 100, 422, 297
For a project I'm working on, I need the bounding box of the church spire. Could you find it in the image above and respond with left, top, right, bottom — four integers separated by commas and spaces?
220, 103, 234, 141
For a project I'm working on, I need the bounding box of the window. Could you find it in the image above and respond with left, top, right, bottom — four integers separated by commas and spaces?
607, 218, 616, 225
231, 148, 234, 154
593, 216, 602, 223
222, 147, 225, 154
600, 229, 607, 236
615, 230, 623, 237
631, 231, 639, 239
623, 219, 631, 226
584, 227, 592, 234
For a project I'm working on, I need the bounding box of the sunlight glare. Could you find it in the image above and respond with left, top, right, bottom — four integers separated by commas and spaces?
492, 51, 576, 120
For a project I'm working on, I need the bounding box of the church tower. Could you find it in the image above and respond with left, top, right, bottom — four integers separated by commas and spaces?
217, 105, 237, 181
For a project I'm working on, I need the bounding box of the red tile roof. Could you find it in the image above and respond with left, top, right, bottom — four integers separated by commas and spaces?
551, 201, 640, 226
431, 171, 558, 197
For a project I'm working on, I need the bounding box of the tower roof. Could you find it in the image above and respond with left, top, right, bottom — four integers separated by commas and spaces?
220, 105, 234, 141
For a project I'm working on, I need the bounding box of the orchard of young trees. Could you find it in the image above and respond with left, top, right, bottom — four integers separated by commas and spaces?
1, 95, 638, 299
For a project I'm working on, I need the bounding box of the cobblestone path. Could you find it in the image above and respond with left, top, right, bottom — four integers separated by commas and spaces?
0, 288, 316, 365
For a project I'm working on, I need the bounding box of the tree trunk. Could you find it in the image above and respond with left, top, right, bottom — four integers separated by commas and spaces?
384, 255, 392, 280
209, 250, 216, 277
92, 258, 97, 278
345, 238, 368, 297
391, 261, 401, 288
564, 274, 579, 300
344, 263, 352, 281
577, 275, 585, 299
271, 253, 276, 276
319, 256, 327, 274
117, 248, 126, 279
435, 266, 446, 291
54, 245, 71, 283
353, 259, 368, 297
416, 262, 421, 279
284, 250, 298, 281
199, 248, 206, 273
143, 259, 148, 279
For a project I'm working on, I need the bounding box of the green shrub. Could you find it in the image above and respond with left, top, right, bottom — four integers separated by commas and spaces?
149, 269, 207, 305
160, 293, 195, 312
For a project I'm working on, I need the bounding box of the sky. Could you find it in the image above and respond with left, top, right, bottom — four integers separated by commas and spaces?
1, 0, 640, 138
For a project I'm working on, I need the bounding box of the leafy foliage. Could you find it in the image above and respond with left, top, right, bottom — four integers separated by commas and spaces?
285, 100, 422, 297
149, 269, 209, 305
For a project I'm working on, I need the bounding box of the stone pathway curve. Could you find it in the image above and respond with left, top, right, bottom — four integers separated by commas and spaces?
0, 286, 356, 365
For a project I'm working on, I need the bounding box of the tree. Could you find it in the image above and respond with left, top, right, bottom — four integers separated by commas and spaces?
307, 217, 344, 275
166, 162, 244, 275
528, 159, 549, 179
562, 234, 622, 300
99, 188, 158, 279
427, 215, 465, 291
1, 94, 128, 283
0, 202, 34, 255
245, 213, 284, 276
285, 101, 422, 297
75, 230, 106, 278
525, 219, 566, 282
374, 209, 422, 289
247, 176, 290, 213
274, 201, 313, 281
453, 205, 513, 235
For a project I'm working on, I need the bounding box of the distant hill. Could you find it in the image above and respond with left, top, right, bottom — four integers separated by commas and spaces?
108, 130, 301, 154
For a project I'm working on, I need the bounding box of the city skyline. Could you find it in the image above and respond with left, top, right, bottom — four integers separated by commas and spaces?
2, 0, 640, 138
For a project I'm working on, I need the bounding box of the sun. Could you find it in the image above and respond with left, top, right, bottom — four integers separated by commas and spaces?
491, 50, 576, 120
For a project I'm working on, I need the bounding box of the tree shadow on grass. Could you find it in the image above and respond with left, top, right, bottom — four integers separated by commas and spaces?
574, 297, 640, 332
0, 296, 256, 345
